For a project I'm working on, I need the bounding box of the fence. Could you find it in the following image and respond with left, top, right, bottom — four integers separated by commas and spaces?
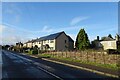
45, 51, 120, 65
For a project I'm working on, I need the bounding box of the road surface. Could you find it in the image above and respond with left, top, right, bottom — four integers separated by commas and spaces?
1, 50, 114, 79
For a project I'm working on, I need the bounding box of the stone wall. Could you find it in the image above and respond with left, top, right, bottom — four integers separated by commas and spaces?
46, 51, 120, 65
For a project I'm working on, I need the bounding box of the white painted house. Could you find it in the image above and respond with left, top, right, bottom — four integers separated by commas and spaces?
92, 35, 120, 50
24, 31, 74, 51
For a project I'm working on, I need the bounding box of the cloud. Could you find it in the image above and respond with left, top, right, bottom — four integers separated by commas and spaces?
0, 23, 55, 45
41, 26, 53, 33
0, 24, 33, 45
1, 22, 79, 45
0, 24, 6, 33
2, 21, 116, 45
70, 16, 89, 26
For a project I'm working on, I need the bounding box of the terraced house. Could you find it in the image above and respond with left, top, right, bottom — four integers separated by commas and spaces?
24, 31, 74, 51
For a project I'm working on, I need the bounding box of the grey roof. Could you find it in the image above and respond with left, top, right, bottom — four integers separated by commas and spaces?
100, 37, 115, 41
25, 39, 36, 43
29, 31, 64, 42
38, 31, 64, 41
25, 31, 74, 43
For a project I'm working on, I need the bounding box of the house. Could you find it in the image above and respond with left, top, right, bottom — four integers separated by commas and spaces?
16, 42, 23, 48
23, 40, 35, 48
24, 31, 74, 51
92, 35, 120, 50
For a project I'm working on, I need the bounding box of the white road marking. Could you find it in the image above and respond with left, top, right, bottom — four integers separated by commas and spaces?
42, 58, 119, 78
3, 50, 63, 79
37, 66, 63, 80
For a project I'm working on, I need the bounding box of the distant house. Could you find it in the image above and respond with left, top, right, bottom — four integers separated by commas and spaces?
92, 35, 120, 50
16, 42, 23, 48
23, 40, 35, 48
24, 31, 74, 51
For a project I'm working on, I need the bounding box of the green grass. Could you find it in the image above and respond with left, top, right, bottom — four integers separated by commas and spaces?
38, 53, 120, 70
38, 53, 51, 58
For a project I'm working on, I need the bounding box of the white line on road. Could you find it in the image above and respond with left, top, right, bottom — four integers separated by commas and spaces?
42, 58, 119, 78
37, 66, 63, 80
18, 52, 119, 78
3, 50, 63, 79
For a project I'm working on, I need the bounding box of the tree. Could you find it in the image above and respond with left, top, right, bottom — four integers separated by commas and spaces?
32, 45, 38, 54
108, 34, 113, 39
75, 28, 90, 50
34, 45, 38, 48
4, 45, 10, 50
45, 44, 50, 50
101, 37, 106, 41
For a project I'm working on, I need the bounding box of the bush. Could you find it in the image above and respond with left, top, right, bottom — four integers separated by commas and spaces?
32, 49, 38, 54
24, 50, 28, 53
28, 50, 32, 54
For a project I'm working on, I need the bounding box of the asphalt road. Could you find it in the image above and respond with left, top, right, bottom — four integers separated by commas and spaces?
1, 50, 115, 79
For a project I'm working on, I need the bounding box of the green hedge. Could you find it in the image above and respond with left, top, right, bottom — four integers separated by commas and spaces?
32, 49, 38, 54
28, 50, 32, 54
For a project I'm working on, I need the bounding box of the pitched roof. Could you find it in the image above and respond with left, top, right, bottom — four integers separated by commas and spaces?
26, 31, 64, 43
101, 37, 115, 41
67, 35, 74, 42
25, 31, 74, 43
25, 39, 36, 43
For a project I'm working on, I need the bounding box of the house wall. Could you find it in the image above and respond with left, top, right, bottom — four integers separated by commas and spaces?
23, 43, 27, 47
48, 39, 56, 50
100, 41, 117, 50
33, 42, 42, 48
93, 41, 103, 49
68, 41, 74, 50
42, 39, 56, 50
27, 43, 33, 48
56, 33, 68, 51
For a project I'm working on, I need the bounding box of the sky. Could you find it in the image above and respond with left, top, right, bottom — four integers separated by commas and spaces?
1, 2, 118, 45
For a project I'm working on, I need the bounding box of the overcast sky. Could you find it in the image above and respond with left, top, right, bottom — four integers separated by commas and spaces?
1, 2, 118, 45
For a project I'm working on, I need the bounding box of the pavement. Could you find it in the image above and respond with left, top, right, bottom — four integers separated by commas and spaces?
1, 50, 119, 79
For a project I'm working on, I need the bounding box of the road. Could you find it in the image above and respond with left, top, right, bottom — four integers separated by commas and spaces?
1, 50, 115, 79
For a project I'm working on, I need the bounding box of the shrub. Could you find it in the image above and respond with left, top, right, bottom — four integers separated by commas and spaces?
25, 51, 28, 53
28, 50, 32, 54
32, 49, 38, 54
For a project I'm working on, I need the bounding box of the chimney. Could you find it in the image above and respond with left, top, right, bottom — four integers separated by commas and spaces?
115, 34, 119, 41
97, 36, 99, 41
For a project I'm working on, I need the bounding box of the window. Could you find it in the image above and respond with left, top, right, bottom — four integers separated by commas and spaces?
50, 40, 54, 43
65, 40, 67, 43
51, 47, 53, 50
108, 42, 112, 46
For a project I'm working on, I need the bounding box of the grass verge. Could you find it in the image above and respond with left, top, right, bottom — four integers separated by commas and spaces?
38, 53, 120, 70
